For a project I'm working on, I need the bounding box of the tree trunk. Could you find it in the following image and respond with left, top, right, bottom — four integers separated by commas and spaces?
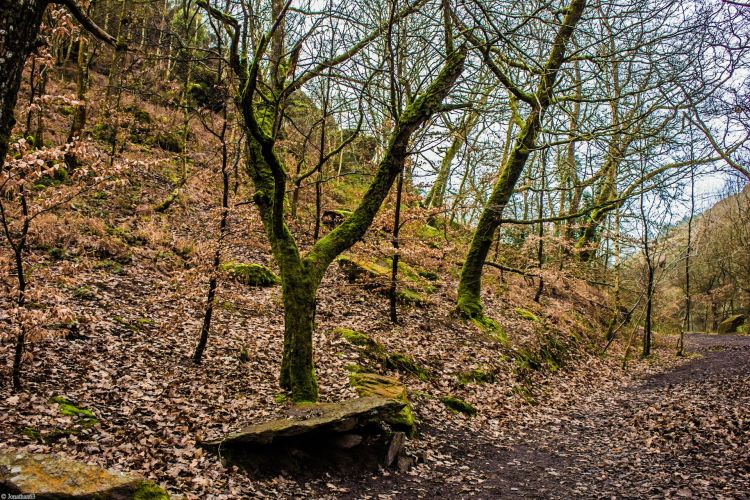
279, 271, 318, 401
68, 33, 92, 143
390, 166, 405, 323
457, 111, 540, 318
456, 0, 586, 319
0, 0, 48, 166
643, 266, 654, 357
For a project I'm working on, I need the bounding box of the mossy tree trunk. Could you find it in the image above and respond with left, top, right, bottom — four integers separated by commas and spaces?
456, 0, 586, 319
68, 34, 92, 143
205, 1, 466, 398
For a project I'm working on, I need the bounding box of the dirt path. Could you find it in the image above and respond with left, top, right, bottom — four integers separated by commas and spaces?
322, 334, 750, 498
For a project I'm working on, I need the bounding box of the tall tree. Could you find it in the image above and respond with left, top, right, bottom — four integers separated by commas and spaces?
200, 0, 465, 401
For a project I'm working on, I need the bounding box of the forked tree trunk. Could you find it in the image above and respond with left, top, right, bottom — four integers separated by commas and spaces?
238, 50, 466, 401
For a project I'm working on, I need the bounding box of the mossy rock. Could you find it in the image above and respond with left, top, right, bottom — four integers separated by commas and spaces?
333, 327, 379, 349
385, 353, 430, 381
91, 122, 115, 144
0, 449, 169, 498
132, 108, 152, 124
418, 270, 440, 281
415, 223, 442, 240
717, 314, 747, 334
337, 256, 390, 288
515, 307, 540, 322
390, 259, 437, 293
457, 368, 496, 386
155, 131, 183, 153
396, 288, 428, 306
221, 262, 280, 287
349, 372, 416, 436
202, 396, 405, 446
337, 255, 436, 297
322, 209, 353, 228
94, 259, 124, 274
440, 396, 477, 417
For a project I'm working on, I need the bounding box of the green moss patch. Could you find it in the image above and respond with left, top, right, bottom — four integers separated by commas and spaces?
337, 256, 390, 287
349, 372, 416, 436
470, 315, 508, 343
24, 397, 100, 443
440, 396, 477, 417
221, 262, 280, 287
95, 260, 125, 274
337, 255, 437, 299
335, 327, 430, 381
396, 288, 428, 306
515, 307, 541, 322
72, 286, 95, 300
457, 368, 496, 386
333, 327, 379, 349
49, 396, 96, 421
418, 270, 440, 281
385, 353, 431, 382
134, 481, 170, 500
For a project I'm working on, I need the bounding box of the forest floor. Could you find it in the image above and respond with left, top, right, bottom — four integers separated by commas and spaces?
1, 86, 747, 497
325, 333, 750, 499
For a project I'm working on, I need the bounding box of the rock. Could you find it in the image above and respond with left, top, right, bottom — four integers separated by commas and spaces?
337, 256, 389, 289
0, 449, 168, 499
322, 209, 353, 228
349, 372, 416, 436
717, 314, 747, 334
333, 327, 380, 349
336, 255, 436, 300
201, 396, 405, 447
396, 454, 416, 472
336, 328, 431, 381
385, 431, 406, 467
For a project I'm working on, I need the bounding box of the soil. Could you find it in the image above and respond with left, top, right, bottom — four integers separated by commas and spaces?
307, 333, 750, 498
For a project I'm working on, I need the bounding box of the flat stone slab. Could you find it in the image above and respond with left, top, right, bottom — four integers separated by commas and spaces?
202, 396, 405, 447
0, 449, 168, 498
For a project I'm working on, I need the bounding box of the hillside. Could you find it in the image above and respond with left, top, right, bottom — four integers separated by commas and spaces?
0, 54, 682, 498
